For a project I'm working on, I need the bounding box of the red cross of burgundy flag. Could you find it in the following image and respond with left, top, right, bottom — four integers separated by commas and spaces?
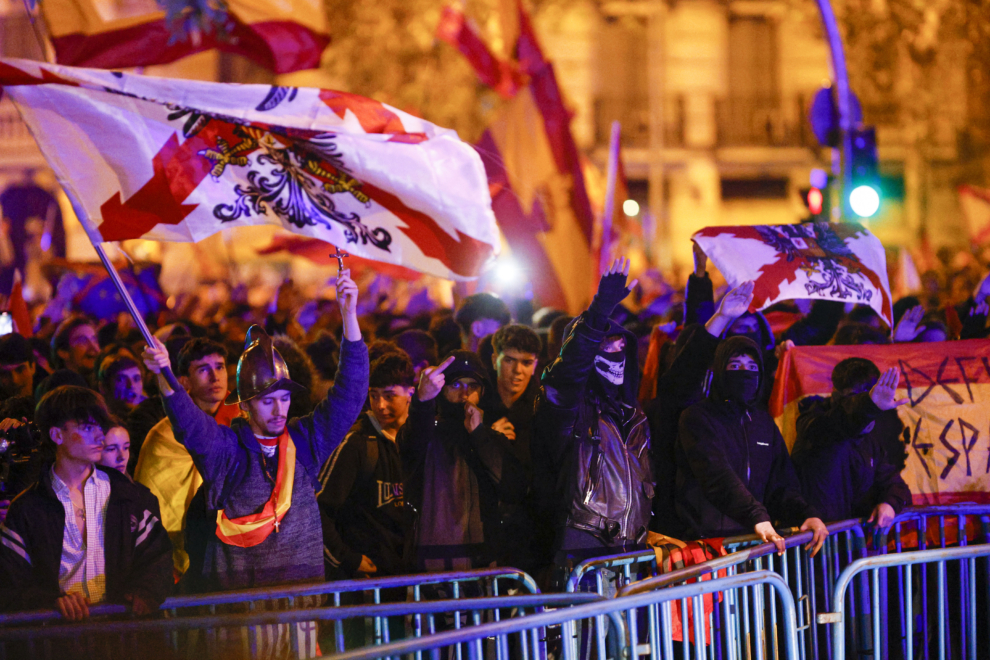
0, 59, 499, 280
41, 0, 329, 74
693, 221, 893, 327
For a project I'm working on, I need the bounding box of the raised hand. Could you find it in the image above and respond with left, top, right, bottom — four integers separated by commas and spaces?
692, 241, 708, 278
464, 402, 483, 433
417, 355, 455, 402
336, 268, 358, 318
141, 337, 171, 375
705, 281, 755, 338
590, 257, 638, 317
974, 270, 990, 304
870, 367, 909, 411
893, 305, 925, 342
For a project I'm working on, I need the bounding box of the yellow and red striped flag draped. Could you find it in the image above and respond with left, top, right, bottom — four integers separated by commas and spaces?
439, 1, 596, 313
41, 0, 329, 73
216, 430, 296, 547
770, 340, 990, 506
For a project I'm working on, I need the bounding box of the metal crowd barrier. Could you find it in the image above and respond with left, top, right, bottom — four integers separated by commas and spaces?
618, 519, 866, 660
0, 567, 538, 660
0, 593, 599, 660
825, 543, 990, 660
325, 570, 798, 660
874, 504, 990, 552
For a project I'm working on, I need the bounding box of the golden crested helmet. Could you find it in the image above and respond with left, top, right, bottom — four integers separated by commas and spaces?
225, 325, 307, 405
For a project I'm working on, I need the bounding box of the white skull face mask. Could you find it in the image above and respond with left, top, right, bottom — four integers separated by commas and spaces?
594, 353, 625, 386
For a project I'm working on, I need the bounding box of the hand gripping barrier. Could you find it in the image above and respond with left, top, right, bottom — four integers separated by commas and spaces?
0, 593, 596, 660
618, 519, 866, 660
0, 567, 538, 660
323, 570, 798, 660
825, 543, 990, 660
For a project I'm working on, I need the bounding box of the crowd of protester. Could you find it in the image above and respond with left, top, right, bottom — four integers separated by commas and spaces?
0, 245, 987, 628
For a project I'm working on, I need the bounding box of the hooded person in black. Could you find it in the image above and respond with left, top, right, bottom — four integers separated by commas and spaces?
646, 281, 756, 535
398, 350, 527, 571
533, 257, 653, 581
673, 335, 827, 555
792, 358, 910, 527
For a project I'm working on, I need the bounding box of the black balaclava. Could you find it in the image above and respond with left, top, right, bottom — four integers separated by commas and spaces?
710, 336, 765, 407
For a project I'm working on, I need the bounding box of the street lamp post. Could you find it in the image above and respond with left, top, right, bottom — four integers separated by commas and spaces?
813, 0, 855, 220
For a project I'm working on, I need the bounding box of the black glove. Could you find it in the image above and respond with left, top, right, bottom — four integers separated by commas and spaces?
590, 271, 632, 318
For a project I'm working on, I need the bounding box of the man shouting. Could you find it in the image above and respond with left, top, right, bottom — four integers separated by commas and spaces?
142, 269, 368, 591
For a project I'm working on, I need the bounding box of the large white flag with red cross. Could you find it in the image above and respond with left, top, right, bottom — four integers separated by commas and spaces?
693, 222, 892, 327
0, 58, 499, 280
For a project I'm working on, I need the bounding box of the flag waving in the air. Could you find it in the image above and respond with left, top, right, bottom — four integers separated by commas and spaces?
40, 0, 329, 74
0, 59, 499, 280
693, 221, 893, 327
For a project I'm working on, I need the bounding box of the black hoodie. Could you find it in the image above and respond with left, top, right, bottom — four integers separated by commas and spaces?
673, 336, 818, 539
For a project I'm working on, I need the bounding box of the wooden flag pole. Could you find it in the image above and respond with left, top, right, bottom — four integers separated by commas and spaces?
599, 121, 622, 277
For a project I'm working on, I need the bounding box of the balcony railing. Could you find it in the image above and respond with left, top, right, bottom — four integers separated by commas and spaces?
594, 94, 685, 148
715, 94, 817, 148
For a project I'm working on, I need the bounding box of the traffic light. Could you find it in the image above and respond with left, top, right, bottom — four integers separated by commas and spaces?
848, 127, 881, 218
800, 169, 831, 222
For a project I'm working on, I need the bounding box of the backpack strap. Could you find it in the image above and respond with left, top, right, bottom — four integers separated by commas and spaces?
362, 436, 380, 485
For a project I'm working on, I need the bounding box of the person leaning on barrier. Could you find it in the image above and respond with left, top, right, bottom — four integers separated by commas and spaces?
673, 336, 828, 555
792, 358, 911, 529
0, 386, 172, 619
140, 268, 369, 592
532, 257, 654, 582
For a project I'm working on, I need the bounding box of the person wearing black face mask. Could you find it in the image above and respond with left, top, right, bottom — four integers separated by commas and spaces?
646, 281, 757, 535
791, 358, 910, 529
672, 336, 827, 556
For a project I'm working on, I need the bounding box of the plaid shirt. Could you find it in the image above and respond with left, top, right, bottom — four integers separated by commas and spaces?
50, 466, 111, 603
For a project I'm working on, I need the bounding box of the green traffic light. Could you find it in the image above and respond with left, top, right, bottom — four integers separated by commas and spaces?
849, 184, 880, 218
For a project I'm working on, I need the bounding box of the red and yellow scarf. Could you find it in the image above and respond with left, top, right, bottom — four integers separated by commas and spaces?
215, 430, 296, 547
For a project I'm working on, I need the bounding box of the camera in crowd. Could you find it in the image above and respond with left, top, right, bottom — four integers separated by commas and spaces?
0, 421, 42, 499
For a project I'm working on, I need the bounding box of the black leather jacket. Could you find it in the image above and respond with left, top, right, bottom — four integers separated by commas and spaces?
533, 309, 653, 551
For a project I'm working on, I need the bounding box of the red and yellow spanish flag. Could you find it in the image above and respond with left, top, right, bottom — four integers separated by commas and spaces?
215, 430, 296, 548
41, 0, 329, 73
439, 1, 596, 313
771, 340, 990, 506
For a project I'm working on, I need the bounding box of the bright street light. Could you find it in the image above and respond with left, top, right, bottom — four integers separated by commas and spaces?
849, 184, 880, 218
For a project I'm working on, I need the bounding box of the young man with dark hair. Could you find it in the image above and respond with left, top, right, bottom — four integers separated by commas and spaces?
454, 293, 511, 353
98, 354, 147, 418
134, 337, 239, 578
486, 324, 541, 571
0, 386, 172, 618
0, 332, 39, 399
50, 316, 100, 381
393, 329, 438, 378
792, 358, 910, 528
318, 352, 415, 579
400, 350, 527, 571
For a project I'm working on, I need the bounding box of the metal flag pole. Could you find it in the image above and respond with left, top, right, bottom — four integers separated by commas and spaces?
18, 8, 182, 390
599, 121, 622, 278
65, 195, 183, 391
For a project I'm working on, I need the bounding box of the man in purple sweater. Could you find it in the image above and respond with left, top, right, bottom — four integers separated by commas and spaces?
142, 269, 368, 592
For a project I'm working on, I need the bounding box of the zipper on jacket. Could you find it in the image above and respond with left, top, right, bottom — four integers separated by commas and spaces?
742, 412, 751, 485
